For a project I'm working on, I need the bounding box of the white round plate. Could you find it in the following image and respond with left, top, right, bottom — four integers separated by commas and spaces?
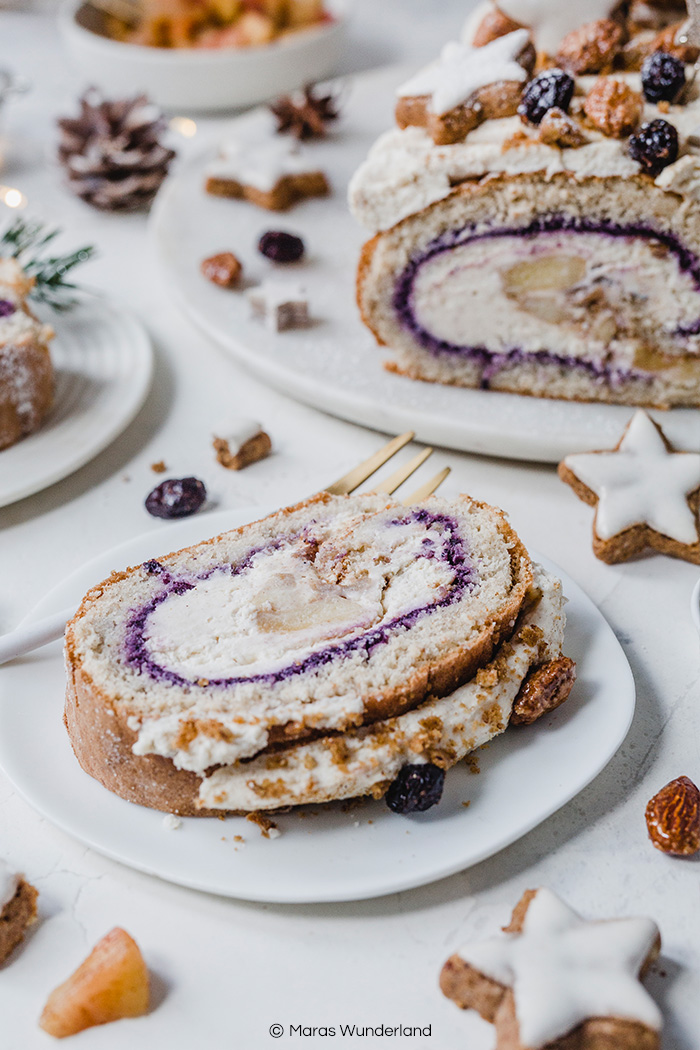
0, 506, 634, 903
151, 65, 700, 463
0, 298, 153, 508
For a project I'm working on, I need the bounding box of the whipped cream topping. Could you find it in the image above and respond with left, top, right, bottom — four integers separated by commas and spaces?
458, 888, 661, 1047
564, 409, 700, 543
0, 256, 53, 349
350, 74, 700, 235
0, 859, 19, 910
397, 30, 530, 116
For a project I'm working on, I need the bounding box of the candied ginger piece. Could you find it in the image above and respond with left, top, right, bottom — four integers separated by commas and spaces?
39, 928, 149, 1038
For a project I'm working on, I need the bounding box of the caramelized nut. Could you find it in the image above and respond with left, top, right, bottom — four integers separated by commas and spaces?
510, 656, 576, 725
201, 251, 242, 288
653, 22, 700, 64
556, 19, 626, 74
539, 107, 589, 148
645, 775, 700, 856
583, 77, 644, 138
473, 6, 525, 47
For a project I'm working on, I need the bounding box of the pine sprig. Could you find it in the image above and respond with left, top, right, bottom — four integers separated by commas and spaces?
0, 219, 96, 311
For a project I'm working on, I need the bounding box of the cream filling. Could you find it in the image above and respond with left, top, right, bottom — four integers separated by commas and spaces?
143, 532, 454, 682
409, 232, 700, 361
198, 563, 565, 810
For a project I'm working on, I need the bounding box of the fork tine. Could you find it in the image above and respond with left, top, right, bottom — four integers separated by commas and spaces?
402, 467, 451, 505
370, 447, 433, 495
323, 431, 415, 496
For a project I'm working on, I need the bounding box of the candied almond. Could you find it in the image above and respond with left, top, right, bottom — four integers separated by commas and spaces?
556, 19, 626, 74
645, 775, 700, 856
539, 107, 589, 148
653, 22, 700, 64
200, 251, 242, 289
510, 657, 576, 725
473, 6, 525, 47
583, 78, 644, 138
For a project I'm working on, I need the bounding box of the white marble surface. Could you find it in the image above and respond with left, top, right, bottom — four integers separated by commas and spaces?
1, 4, 699, 1049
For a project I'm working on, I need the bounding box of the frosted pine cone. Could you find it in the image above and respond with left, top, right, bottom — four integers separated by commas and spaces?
57, 89, 176, 212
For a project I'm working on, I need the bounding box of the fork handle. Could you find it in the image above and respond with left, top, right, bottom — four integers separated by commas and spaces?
0, 607, 74, 667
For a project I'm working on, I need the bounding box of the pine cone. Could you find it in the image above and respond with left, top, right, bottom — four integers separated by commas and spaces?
57, 89, 176, 212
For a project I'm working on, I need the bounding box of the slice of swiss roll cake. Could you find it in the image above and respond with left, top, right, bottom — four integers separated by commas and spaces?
64, 493, 571, 815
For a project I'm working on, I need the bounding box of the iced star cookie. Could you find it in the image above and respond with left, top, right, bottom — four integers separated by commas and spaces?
395, 30, 535, 146
558, 410, 700, 564
440, 887, 662, 1050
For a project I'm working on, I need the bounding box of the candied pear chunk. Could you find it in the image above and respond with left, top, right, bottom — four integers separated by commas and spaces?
39, 927, 149, 1038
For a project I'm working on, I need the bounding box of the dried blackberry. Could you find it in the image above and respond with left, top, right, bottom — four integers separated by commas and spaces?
385, 763, 445, 814
518, 69, 575, 126
641, 51, 686, 104
0, 300, 16, 317
629, 119, 679, 176
145, 477, 206, 519
258, 231, 305, 263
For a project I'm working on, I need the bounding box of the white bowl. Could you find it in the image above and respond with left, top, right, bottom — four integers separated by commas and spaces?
691, 577, 700, 637
59, 0, 347, 112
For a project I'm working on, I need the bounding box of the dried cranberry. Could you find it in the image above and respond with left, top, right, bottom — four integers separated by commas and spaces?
385, 763, 445, 814
629, 118, 679, 176
145, 477, 206, 519
641, 51, 686, 104
258, 230, 305, 263
0, 299, 16, 317
518, 68, 575, 126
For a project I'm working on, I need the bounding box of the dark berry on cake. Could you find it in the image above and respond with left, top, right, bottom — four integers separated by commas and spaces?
641, 51, 686, 103
258, 231, 305, 263
0, 300, 16, 317
629, 118, 679, 175
518, 69, 575, 126
145, 477, 207, 519
385, 763, 445, 814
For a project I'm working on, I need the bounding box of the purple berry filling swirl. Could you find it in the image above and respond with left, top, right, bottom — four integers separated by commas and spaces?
125, 509, 477, 689
392, 215, 700, 385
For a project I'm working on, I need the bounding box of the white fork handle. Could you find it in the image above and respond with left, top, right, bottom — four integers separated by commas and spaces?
0, 607, 74, 666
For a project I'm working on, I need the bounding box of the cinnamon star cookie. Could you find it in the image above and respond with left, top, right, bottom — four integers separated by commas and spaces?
558, 409, 700, 564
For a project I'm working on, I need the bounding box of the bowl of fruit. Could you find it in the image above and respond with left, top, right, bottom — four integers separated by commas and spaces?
59, 0, 347, 111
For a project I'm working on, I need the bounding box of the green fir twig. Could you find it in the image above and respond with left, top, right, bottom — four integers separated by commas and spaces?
1, 219, 96, 311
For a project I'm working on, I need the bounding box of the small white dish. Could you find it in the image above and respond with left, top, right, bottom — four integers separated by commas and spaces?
59, 0, 347, 112
0, 507, 635, 903
0, 297, 152, 508
691, 577, 700, 636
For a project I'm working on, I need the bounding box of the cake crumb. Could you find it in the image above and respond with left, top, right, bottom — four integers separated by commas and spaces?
162, 814, 182, 830
150, 460, 167, 473
246, 812, 280, 838
465, 755, 481, 775
233, 835, 245, 843
461, 801, 472, 809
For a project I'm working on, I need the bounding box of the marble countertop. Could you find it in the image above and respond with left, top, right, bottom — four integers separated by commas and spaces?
1, 4, 699, 1048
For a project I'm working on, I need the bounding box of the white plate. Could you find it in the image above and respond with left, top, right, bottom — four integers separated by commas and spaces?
0, 506, 634, 903
151, 64, 700, 463
0, 297, 153, 508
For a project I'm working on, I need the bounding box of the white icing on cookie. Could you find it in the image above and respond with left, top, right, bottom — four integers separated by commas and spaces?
0, 859, 19, 910
247, 281, 309, 331
479, 0, 615, 53
564, 410, 700, 544
213, 418, 263, 456
206, 112, 319, 192
458, 888, 661, 1048
397, 30, 530, 116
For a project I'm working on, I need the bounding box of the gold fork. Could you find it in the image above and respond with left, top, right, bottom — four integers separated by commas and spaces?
0, 434, 449, 666
323, 431, 450, 505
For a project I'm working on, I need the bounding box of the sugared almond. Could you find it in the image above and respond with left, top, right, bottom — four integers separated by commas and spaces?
645, 775, 700, 856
